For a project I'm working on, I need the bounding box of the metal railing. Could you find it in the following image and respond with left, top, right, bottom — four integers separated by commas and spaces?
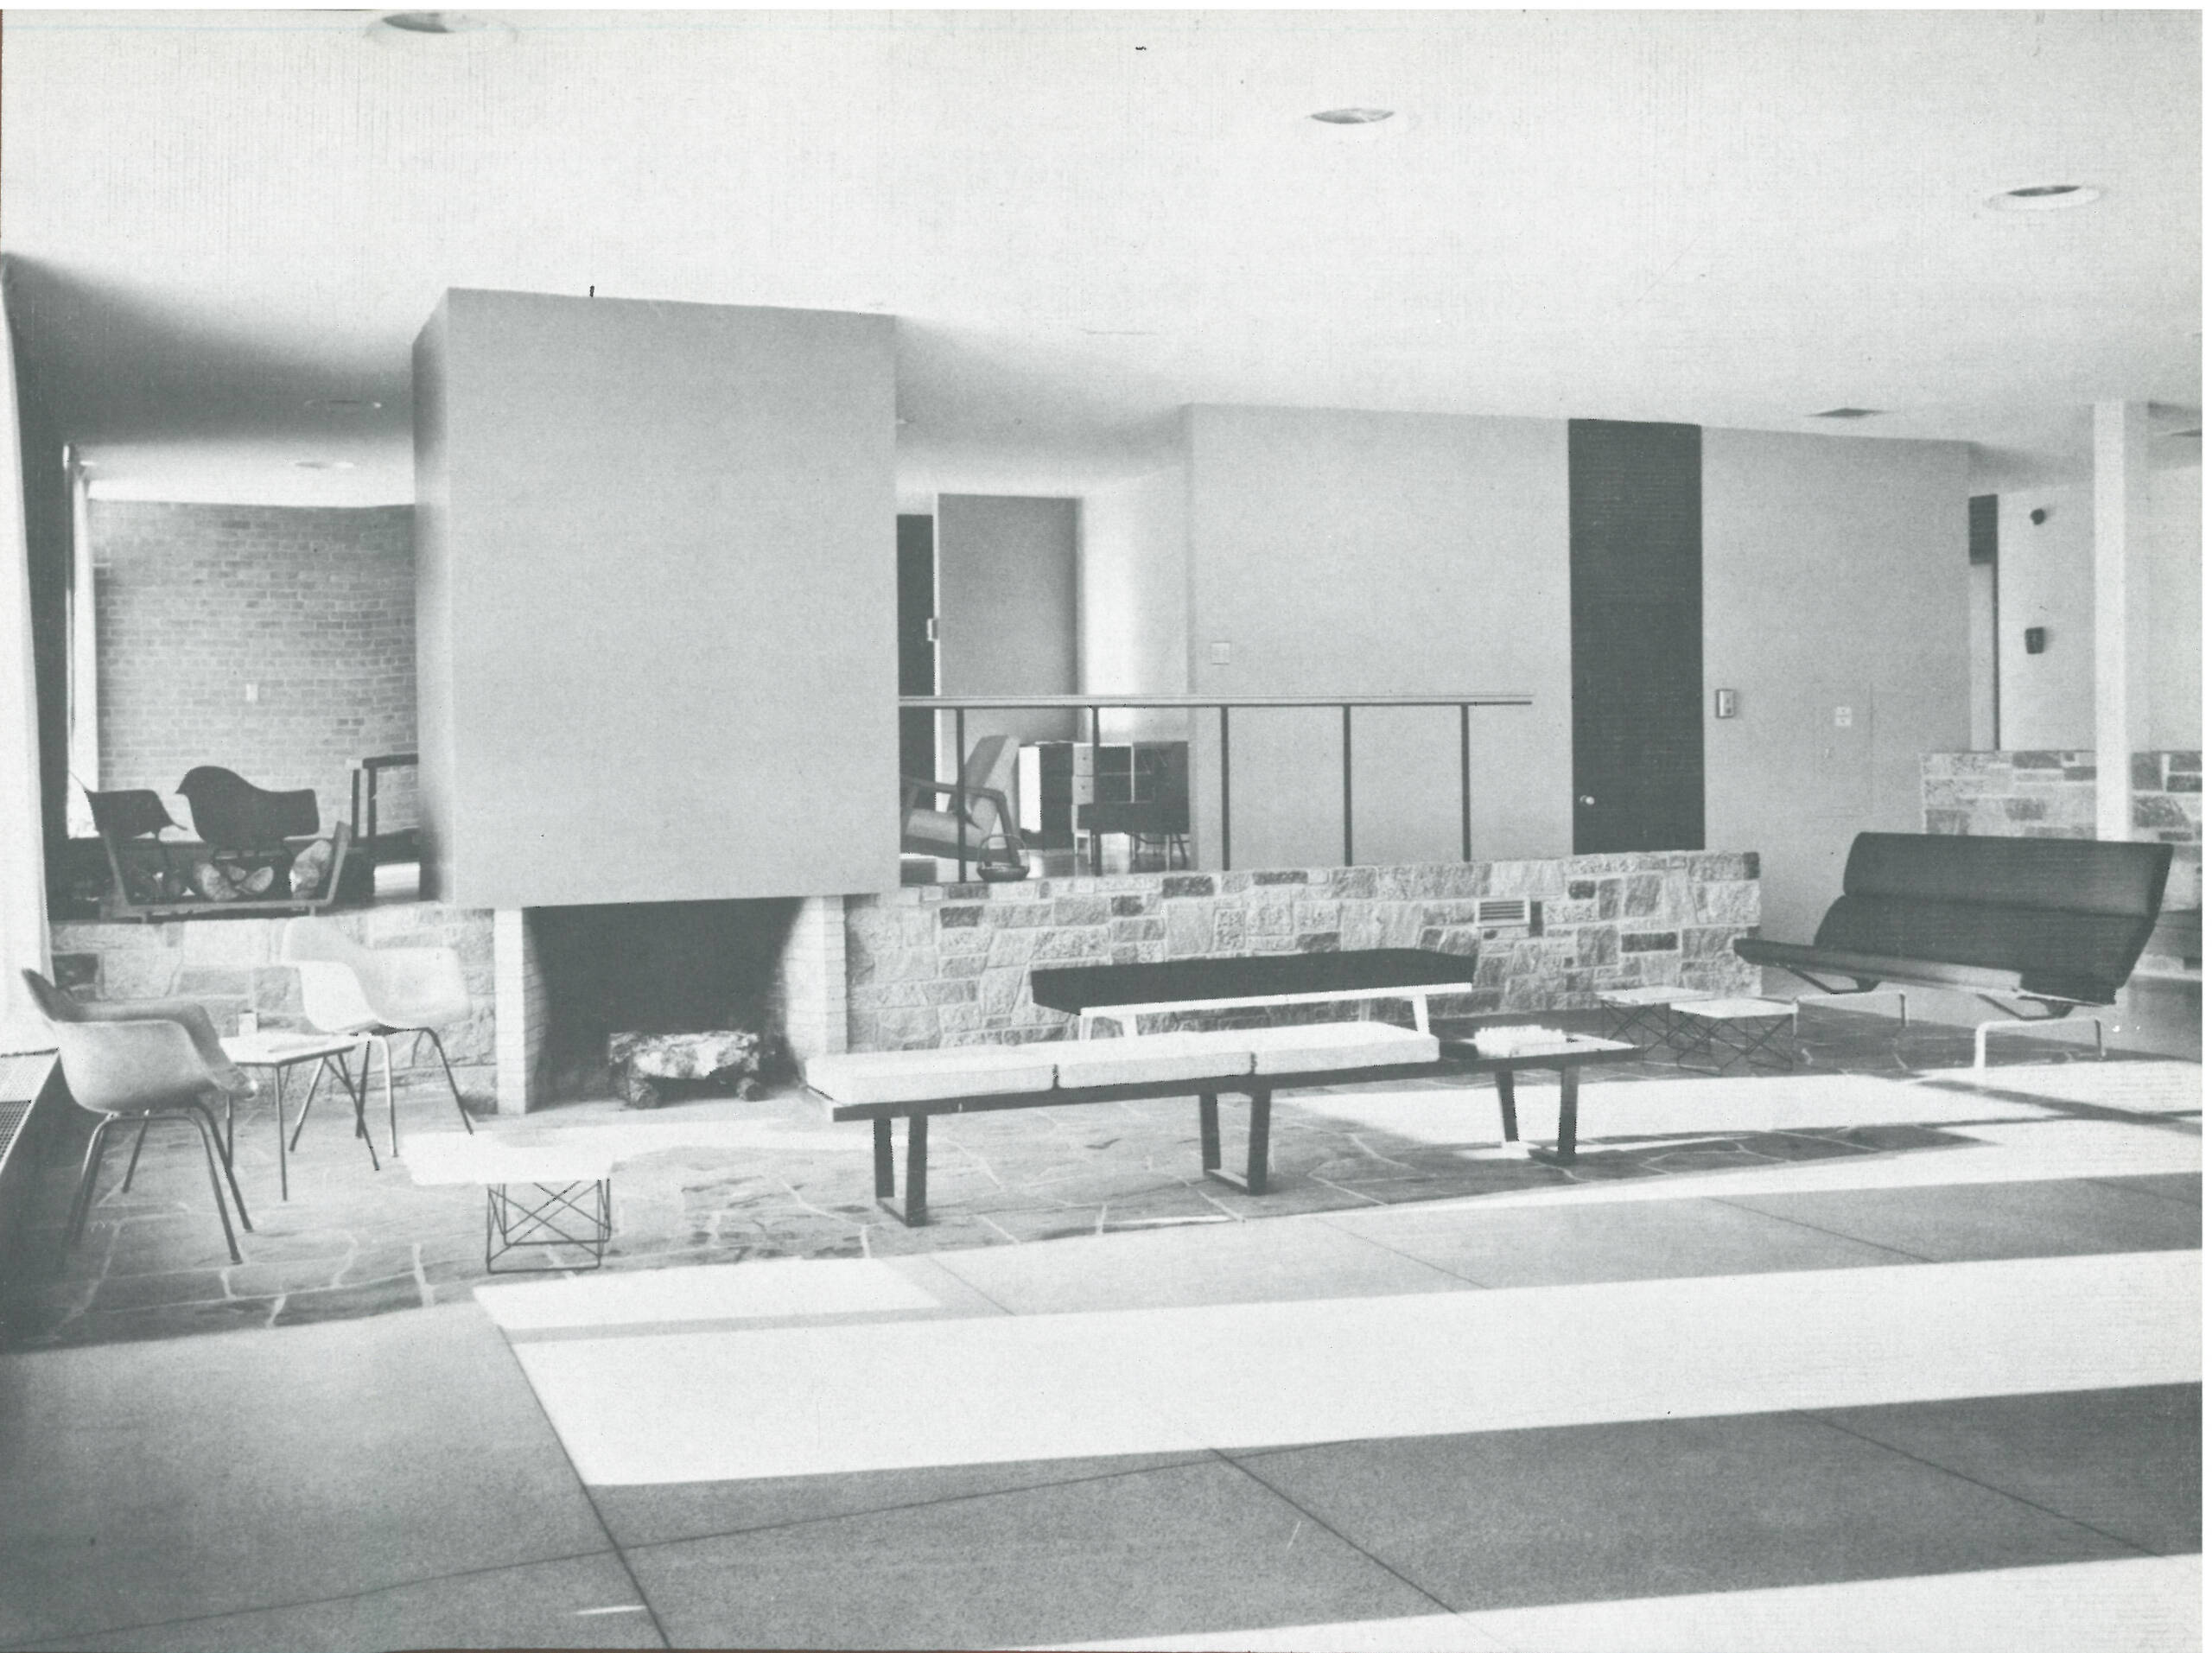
902, 693, 1535, 881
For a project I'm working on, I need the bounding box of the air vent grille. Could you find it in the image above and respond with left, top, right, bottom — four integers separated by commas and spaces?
1477, 899, 1534, 926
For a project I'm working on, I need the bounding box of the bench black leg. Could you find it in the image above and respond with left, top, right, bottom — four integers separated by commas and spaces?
903, 1115, 929, 1226
1556, 1066, 1580, 1162
1495, 1069, 1519, 1142
874, 1117, 894, 1198
1201, 1087, 1272, 1196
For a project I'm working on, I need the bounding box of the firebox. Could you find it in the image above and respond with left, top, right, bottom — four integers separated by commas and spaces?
528, 899, 801, 1102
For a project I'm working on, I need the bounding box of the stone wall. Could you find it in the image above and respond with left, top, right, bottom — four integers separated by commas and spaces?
92, 501, 417, 831
1923, 750, 2202, 908
845, 853, 1761, 1051
48, 905, 496, 1103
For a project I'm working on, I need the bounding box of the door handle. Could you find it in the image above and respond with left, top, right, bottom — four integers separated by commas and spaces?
1578, 795, 1597, 806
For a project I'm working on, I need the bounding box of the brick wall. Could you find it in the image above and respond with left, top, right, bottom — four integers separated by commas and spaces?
845, 853, 1761, 1050
92, 502, 416, 835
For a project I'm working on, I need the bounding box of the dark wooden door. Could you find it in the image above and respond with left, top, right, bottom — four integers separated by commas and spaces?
896, 515, 936, 781
1569, 420, 1705, 853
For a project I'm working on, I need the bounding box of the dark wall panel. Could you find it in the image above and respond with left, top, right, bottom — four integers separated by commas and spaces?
1569, 419, 1705, 853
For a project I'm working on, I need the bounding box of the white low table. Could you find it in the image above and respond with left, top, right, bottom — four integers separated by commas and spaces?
220, 1032, 377, 1201
1669, 997, 1796, 1072
406, 1133, 617, 1273
1593, 985, 1714, 1050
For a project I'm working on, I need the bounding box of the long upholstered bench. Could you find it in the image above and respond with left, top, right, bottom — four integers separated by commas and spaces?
1028, 948, 1478, 1038
805, 1021, 1642, 1224
1735, 830, 2173, 1065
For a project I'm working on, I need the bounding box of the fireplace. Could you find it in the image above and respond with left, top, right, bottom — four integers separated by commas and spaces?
515, 898, 808, 1103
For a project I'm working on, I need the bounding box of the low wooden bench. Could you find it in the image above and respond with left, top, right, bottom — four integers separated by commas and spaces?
1735, 831, 2173, 1066
805, 1024, 1640, 1224
1029, 949, 1478, 1038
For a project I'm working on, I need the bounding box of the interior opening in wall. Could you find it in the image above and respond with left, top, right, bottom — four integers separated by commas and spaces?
531, 898, 799, 1103
1968, 493, 1999, 748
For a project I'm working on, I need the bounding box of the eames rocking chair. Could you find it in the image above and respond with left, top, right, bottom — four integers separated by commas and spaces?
175, 765, 321, 900
22, 970, 255, 1264
282, 918, 474, 1155
900, 734, 1031, 880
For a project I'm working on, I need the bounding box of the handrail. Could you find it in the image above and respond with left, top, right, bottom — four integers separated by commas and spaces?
900, 693, 1532, 709
901, 693, 1535, 879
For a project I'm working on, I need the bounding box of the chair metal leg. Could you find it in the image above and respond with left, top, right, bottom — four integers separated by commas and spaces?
118, 1114, 153, 1192
187, 1101, 252, 1233
180, 1107, 243, 1264
417, 1027, 474, 1134
65, 1117, 117, 1249
381, 1033, 398, 1156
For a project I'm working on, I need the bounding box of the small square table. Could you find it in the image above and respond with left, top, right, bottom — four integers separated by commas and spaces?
404, 1133, 616, 1274
1593, 985, 1715, 1051
1669, 998, 1796, 1074
220, 1032, 378, 1200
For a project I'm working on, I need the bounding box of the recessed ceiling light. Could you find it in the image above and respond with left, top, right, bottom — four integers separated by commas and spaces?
368, 11, 512, 49
1986, 183, 2103, 213
1300, 106, 1410, 144
294, 460, 356, 471
1809, 407, 1883, 420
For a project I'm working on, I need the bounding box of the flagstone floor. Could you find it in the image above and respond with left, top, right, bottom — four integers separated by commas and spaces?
1, 1008, 2196, 1351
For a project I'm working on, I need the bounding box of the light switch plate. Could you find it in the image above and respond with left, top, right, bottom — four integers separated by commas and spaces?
1209, 640, 1232, 665
1713, 688, 1738, 719
1833, 705, 1853, 728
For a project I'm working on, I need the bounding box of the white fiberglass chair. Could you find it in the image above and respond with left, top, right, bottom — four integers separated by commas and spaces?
282, 918, 474, 1154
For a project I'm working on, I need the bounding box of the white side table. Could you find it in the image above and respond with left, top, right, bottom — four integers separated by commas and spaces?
405, 1133, 616, 1273
1670, 997, 1797, 1073
220, 1032, 378, 1200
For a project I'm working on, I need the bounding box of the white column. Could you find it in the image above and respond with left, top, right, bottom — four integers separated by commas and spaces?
2092, 401, 2149, 841
63, 453, 96, 836
0, 296, 51, 1045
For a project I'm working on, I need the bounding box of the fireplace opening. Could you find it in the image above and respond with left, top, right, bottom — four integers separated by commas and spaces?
531, 898, 801, 1103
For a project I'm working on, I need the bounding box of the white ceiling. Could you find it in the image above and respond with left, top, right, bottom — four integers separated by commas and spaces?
1, 7, 2200, 508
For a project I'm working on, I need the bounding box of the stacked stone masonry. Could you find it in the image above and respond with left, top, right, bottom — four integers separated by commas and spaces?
845, 853, 1762, 1051
1923, 751, 2202, 909
49, 905, 496, 1103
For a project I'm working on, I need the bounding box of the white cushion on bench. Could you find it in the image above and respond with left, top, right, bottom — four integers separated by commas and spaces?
1049, 1031, 1258, 1090
804, 1045, 1059, 1104
1242, 1020, 1440, 1074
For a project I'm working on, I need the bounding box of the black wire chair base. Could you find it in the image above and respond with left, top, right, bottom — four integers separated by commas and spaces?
485, 1179, 612, 1274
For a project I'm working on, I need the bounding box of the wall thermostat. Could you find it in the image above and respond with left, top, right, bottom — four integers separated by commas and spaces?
2025, 626, 2048, 655
1713, 688, 1738, 719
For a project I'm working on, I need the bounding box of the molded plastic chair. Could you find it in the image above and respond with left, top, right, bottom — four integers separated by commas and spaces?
21, 970, 254, 1263
176, 766, 319, 898
900, 734, 1031, 879
281, 919, 474, 1154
